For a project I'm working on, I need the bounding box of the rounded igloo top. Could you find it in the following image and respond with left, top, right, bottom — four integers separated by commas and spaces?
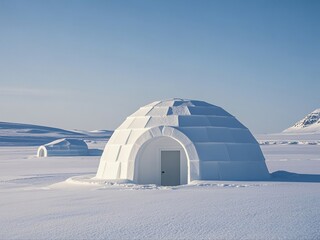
117, 98, 246, 130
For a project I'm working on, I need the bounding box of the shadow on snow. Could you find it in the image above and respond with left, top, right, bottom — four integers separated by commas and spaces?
270, 171, 320, 183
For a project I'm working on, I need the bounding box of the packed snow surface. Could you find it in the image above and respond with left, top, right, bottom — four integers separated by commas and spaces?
0, 131, 319, 239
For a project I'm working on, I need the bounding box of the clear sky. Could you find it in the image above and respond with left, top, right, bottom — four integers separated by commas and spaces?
0, 0, 319, 133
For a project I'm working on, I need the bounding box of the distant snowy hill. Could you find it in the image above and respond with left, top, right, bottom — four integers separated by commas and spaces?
0, 122, 83, 135
0, 121, 113, 146
283, 109, 320, 133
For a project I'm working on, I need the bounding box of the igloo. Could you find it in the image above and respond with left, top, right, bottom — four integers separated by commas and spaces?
37, 138, 88, 157
95, 98, 269, 185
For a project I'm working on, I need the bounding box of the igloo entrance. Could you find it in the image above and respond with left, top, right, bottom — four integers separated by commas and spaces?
134, 136, 188, 186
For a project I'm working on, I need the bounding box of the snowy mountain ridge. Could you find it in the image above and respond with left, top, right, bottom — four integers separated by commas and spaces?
283, 109, 320, 133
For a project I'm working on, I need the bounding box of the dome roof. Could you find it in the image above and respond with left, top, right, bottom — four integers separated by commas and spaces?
131, 98, 231, 117
44, 138, 88, 148
96, 99, 269, 183
37, 138, 88, 157
118, 98, 246, 130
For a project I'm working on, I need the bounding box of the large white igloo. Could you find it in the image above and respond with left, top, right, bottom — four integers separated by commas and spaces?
95, 98, 269, 185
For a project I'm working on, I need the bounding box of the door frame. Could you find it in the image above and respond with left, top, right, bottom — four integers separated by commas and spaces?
131, 127, 199, 184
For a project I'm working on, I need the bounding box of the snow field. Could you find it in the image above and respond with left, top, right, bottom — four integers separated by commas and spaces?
0, 142, 319, 239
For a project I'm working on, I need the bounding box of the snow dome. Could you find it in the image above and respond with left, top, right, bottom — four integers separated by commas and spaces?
37, 138, 88, 157
95, 98, 269, 185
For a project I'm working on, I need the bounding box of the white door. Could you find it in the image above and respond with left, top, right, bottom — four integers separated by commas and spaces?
161, 150, 180, 186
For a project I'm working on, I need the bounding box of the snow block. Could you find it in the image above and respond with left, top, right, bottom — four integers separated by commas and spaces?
194, 143, 230, 161
206, 127, 234, 142
178, 127, 209, 142
117, 117, 135, 130
126, 129, 148, 144
100, 145, 121, 162
200, 162, 220, 180
130, 106, 153, 117
145, 116, 179, 128
226, 143, 264, 162
229, 128, 257, 143
178, 116, 210, 127
188, 106, 231, 116
105, 162, 120, 179
128, 116, 150, 129
207, 116, 246, 129
146, 107, 170, 116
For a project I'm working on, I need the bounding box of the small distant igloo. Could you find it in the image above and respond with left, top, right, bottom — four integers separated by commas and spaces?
37, 138, 88, 157
95, 98, 270, 185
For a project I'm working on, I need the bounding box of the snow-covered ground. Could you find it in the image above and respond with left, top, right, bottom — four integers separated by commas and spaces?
0, 133, 319, 239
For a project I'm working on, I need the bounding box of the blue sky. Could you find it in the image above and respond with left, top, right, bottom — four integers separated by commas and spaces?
0, 0, 319, 133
